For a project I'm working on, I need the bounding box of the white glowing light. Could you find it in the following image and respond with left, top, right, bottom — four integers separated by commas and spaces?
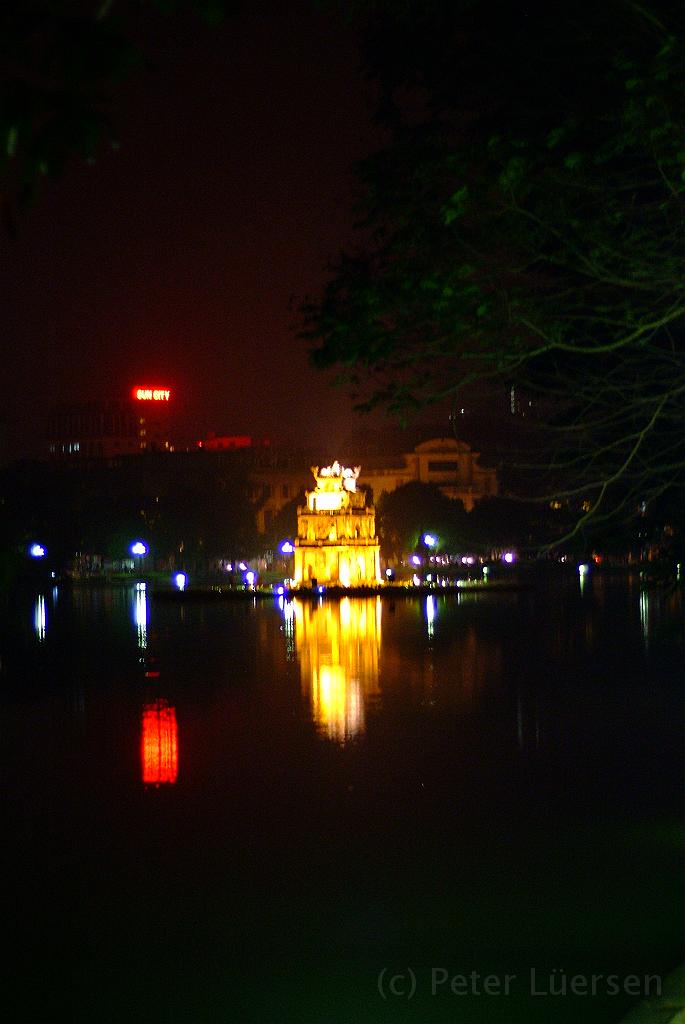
238, 562, 247, 571
315, 462, 360, 492
245, 571, 256, 586
280, 541, 295, 554
423, 533, 437, 548
578, 563, 590, 575
411, 555, 421, 566
502, 552, 515, 564
412, 574, 420, 586
174, 572, 187, 591
426, 594, 436, 633
134, 584, 148, 649
131, 541, 147, 557
34, 594, 47, 641
29, 543, 46, 558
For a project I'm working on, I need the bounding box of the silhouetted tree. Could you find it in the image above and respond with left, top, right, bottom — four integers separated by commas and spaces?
303, 1, 685, 540
377, 481, 466, 559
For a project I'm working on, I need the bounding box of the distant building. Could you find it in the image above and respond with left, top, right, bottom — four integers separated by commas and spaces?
250, 437, 498, 535
359, 437, 497, 511
198, 433, 270, 451
251, 467, 310, 534
48, 386, 174, 459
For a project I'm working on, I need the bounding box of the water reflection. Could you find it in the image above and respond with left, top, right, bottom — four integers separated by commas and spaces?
639, 589, 650, 646
141, 699, 179, 785
425, 594, 436, 639
33, 594, 47, 642
578, 562, 590, 596
278, 596, 296, 661
293, 597, 381, 741
133, 582, 148, 650
637, 586, 683, 647
516, 692, 543, 751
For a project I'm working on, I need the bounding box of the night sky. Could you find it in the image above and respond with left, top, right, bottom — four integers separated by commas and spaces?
1, 1, 392, 461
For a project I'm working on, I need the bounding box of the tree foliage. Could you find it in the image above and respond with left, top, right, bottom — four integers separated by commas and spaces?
377, 481, 466, 558
262, 493, 304, 553
303, 0, 685, 536
0, 456, 259, 570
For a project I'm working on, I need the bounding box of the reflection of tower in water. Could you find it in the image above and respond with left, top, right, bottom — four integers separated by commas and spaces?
294, 597, 381, 741
141, 699, 179, 785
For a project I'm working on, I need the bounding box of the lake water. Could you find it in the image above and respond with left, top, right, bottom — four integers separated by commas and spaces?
1, 572, 683, 1023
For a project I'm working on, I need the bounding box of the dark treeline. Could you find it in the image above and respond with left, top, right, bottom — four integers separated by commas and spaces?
0, 452, 258, 580
2, 455, 683, 594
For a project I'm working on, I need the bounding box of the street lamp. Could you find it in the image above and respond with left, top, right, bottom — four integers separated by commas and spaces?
130, 540, 148, 576
279, 540, 295, 586
423, 533, 437, 548
29, 543, 46, 559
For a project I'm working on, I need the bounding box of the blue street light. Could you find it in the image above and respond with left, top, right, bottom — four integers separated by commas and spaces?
280, 540, 295, 554
423, 533, 437, 548
131, 540, 148, 577
29, 543, 46, 558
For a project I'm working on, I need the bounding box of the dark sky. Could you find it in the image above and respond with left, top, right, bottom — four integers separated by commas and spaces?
1, 1, 397, 461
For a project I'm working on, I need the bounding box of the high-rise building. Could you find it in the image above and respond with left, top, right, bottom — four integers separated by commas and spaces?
48, 386, 173, 459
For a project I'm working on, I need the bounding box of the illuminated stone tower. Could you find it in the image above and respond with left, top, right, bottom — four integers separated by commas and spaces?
293, 462, 381, 587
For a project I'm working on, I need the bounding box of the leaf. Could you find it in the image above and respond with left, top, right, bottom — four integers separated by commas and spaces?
442, 185, 469, 224
546, 126, 566, 149
499, 156, 526, 191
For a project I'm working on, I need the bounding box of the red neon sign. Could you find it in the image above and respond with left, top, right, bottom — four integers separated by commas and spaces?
132, 387, 171, 402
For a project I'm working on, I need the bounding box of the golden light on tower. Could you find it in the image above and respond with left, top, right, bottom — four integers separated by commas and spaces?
293, 462, 381, 587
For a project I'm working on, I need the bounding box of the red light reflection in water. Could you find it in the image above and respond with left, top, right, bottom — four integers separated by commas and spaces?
141, 700, 179, 785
